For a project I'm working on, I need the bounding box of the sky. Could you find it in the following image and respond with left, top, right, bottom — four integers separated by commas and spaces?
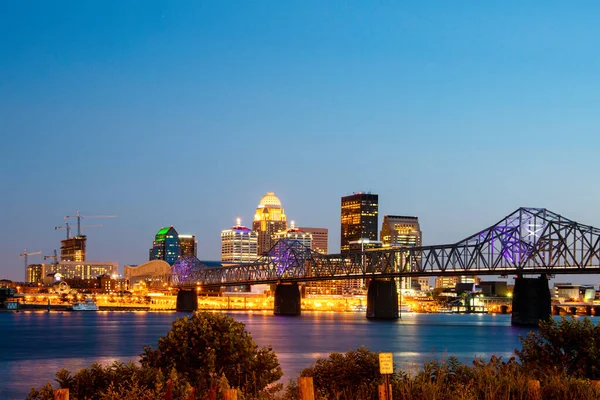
1, 1, 600, 283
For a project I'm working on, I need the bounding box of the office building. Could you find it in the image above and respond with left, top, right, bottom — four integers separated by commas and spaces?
179, 234, 197, 257
381, 215, 423, 289
252, 192, 288, 255
60, 236, 87, 262
299, 227, 328, 254
272, 222, 313, 249
340, 192, 378, 253
222, 218, 259, 263
27, 261, 118, 283
149, 226, 181, 266
27, 264, 44, 284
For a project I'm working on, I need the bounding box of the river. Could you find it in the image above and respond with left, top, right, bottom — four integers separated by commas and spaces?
0, 310, 540, 399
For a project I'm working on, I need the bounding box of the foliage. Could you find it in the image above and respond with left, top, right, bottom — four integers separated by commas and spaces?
140, 311, 282, 397
299, 346, 405, 400
26, 361, 191, 400
516, 316, 600, 379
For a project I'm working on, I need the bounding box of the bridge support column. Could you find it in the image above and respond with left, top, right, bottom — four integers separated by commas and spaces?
511, 275, 551, 326
367, 279, 399, 320
176, 290, 198, 312
274, 283, 301, 316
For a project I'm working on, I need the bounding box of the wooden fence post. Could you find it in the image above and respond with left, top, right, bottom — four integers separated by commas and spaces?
378, 383, 392, 400
298, 377, 315, 400
54, 388, 69, 400
222, 388, 237, 400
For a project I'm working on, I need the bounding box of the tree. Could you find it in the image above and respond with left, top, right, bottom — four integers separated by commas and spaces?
516, 317, 600, 379
140, 311, 282, 397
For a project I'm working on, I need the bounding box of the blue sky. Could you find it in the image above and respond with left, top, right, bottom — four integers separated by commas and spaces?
1, 1, 600, 283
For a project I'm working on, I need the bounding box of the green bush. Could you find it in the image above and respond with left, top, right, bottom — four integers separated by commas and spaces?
141, 312, 282, 397
516, 316, 600, 379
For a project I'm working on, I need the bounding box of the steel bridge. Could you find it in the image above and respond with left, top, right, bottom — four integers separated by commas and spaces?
173, 207, 600, 288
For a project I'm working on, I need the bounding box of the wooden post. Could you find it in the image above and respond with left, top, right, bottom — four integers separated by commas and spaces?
54, 388, 69, 400
378, 384, 392, 400
298, 377, 315, 400
222, 389, 237, 400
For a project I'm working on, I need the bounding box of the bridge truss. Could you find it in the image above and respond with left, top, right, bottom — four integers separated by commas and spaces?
175, 208, 600, 287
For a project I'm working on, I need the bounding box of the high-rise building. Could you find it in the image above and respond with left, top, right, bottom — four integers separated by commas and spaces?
179, 234, 197, 258
272, 221, 313, 249
149, 227, 181, 266
381, 215, 423, 290
298, 227, 328, 254
252, 192, 288, 255
60, 236, 87, 262
340, 192, 379, 253
221, 218, 259, 263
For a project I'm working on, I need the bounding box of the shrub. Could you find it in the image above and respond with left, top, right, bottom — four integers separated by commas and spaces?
140, 311, 282, 397
516, 316, 600, 379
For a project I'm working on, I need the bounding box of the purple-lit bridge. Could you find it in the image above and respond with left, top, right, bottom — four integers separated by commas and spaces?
173, 208, 600, 325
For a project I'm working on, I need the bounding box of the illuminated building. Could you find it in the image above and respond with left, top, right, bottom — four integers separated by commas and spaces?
252, 192, 288, 255
298, 227, 328, 254
272, 222, 313, 248
26, 264, 44, 284
124, 260, 171, 287
60, 236, 87, 262
221, 218, 259, 263
179, 234, 197, 257
149, 226, 181, 266
340, 192, 378, 253
381, 215, 422, 289
39, 261, 118, 281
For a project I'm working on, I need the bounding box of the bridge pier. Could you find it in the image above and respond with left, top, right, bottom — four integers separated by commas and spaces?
366, 279, 399, 319
176, 290, 198, 312
274, 283, 301, 316
511, 275, 551, 326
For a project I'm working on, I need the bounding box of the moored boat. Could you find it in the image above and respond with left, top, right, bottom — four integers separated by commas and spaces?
72, 298, 99, 311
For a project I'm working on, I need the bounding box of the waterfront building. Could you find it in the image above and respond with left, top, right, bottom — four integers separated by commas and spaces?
60, 236, 87, 262
42, 261, 118, 281
149, 226, 181, 266
272, 221, 313, 248
252, 192, 288, 255
221, 219, 259, 263
26, 264, 44, 284
298, 227, 328, 254
179, 234, 197, 257
340, 192, 378, 253
435, 275, 479, 289
380, 215, 423, 289
124, 260, 172, 288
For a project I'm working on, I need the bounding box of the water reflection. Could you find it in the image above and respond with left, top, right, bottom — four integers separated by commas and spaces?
0, 311, 537, 399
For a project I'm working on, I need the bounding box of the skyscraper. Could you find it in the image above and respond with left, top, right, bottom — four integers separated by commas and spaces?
298, 227, 328, 254
340, 192, 379, 253
179, 234, 197, 258
252, 192, 288, 255
381, 215, 422, 289
60, 236, 87, 262
149, 226, 180, 266
221, 218, 259, 262
272, 221, 313, 249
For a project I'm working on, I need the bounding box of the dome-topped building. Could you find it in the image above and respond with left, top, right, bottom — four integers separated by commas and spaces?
252, 192, 288, 255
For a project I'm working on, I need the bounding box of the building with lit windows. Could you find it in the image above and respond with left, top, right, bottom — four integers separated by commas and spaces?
252, 192, 288, 255
272, 222, 313, 248
60, 236, 87, 262
381, 215, 423, 289
222, 219, 259, 262
298, 227, 328, 254
26, 264, 44, 283
340, 192, 378, 253
149, 227, 181, 266
27, 261, 118, 283
179, 234, 197, 257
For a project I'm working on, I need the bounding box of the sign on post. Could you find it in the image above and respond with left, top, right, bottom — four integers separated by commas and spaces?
379, 352, 393, 375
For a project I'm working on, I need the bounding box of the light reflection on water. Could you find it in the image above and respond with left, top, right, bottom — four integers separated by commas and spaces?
0, 311, 542, 399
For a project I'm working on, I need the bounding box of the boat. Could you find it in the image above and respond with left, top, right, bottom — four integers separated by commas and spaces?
72, 298, 99, 311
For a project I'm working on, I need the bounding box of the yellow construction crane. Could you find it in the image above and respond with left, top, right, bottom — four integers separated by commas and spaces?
64, 211, 117, 237
54, 221, 103, 239
44, 249, 59, 265
19, 249, 42, 277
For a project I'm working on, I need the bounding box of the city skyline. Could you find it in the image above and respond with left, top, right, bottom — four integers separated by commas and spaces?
3, 2, 600, 282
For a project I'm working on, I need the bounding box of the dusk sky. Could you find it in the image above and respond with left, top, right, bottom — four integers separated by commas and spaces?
2, 2, 600, 282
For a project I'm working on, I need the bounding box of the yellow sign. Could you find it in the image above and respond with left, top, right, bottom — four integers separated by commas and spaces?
379, 352, 394, 374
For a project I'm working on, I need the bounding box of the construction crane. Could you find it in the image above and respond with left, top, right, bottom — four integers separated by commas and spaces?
64, 211, 117, 237
54, 221, 103, 239
19, 249, 42, 278
44, 249, 59, 265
